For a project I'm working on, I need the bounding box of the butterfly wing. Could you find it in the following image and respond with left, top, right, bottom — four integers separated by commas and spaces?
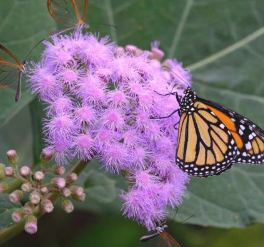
176, 100, 238, 177
160, 232, 181, 247
0, 44, 22, 87
47, 0, 88, 27
199, 98, 264, 165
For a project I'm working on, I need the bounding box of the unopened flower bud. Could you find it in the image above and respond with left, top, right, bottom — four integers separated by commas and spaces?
40, 147, 53, 164
0, 170, 5, 180
5, 166, 14, 176
6, 150, 18, 165
79, 193, 86, 202
72, 192, 86, 202
40, 187, 49, 194
20, 166, 31, 177
12, 209, 24, 223
24, 215, 38, 234
0, 163, 6, 170
0, 182, 8, 193
70, 185, 84, 197
29, 191, 41, 204
34, 171, 45, 181
9, 190, 23, 203
151, 48, 164, 61
62, 188, 71, 197
125, 45, 138, 54
23, 202, 34, 215
41, 199, 54, 213
21, 182, 33, 193
51, 178, 66, 189
66, 173, 78, 183
114, 46, 125, 56
61, 200, 74, 213
53, 165, 65, 175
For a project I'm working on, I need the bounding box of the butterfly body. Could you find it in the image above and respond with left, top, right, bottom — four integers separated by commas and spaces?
176, 87, 264, 177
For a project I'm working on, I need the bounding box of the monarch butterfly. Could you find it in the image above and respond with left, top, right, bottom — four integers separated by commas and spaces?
0, 44, 26, 102
140, 224, 181, 247
171, 87, 264, 177
47, 0, 89, 35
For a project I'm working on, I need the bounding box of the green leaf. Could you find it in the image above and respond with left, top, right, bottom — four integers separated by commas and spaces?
86, 0, 264, 228
84, 170, 117, 203
0, 194, 21, 230
0, 0, 55, 127
1, 0, 264, 230
29, 98, 45, 165
0, 0, 56, 164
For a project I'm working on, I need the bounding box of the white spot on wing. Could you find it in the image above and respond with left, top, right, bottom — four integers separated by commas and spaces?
245, 142, 252, 150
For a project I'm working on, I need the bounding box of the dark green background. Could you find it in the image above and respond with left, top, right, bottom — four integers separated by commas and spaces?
1, 0, 264, 246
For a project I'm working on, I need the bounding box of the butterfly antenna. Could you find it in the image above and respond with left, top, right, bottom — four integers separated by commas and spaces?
167, 206, 179, 226
24, 39, 45, 62
178, 214, 195, 224
162, 65, 190, 89
89, 22, 117, 29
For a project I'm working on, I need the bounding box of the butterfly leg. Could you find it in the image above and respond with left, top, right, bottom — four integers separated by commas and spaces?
150, 109, 179, 119
154, 90, 176, 97
174, 120, 180, 129
176, 92, 182, 104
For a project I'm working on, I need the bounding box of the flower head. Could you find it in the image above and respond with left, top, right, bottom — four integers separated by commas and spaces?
28, 28, 191, 231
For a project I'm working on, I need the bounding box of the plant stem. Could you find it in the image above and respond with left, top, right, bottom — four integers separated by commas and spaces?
187, 26, 264, 71
0, 159, 90, 245
6, 180, 23, 194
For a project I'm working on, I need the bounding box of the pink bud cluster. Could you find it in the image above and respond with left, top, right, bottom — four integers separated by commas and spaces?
28, 27, 191, 230
0, 149, 86, 234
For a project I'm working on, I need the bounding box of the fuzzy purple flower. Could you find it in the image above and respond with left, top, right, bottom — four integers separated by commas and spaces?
28, 27, 192, 231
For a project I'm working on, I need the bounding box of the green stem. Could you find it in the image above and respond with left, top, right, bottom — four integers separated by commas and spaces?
0, 219, 26, 245
29, 99, 45, 166
0, 159, 90, 245
6, 180, 23, 194
187, 26, 264, 71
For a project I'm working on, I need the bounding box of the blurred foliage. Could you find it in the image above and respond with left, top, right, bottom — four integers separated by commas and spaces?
2, 210, 264, 247
1, 0, 264, 245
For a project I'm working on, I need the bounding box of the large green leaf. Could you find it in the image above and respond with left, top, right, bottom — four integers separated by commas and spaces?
0, 0, 55, 124
0, 194, 21, 230
87, 0, 264, 228
1, 0, 264, 230
0, 0, 55, 163
83, 170, 117, 203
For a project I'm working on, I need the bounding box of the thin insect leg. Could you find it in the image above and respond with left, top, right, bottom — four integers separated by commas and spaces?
154, 90, 176, 97
174, 120, 180, 130
176, 92, 181, 104
151, 109, 179, 119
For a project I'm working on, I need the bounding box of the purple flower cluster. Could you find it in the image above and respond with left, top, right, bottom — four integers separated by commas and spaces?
28, 27, 191, 230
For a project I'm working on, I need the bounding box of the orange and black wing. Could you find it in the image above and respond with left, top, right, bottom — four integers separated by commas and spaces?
200, 98, 264, 165
176, 98, 264, 177
176, 100, 237, 177
47, 0, 88, 27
